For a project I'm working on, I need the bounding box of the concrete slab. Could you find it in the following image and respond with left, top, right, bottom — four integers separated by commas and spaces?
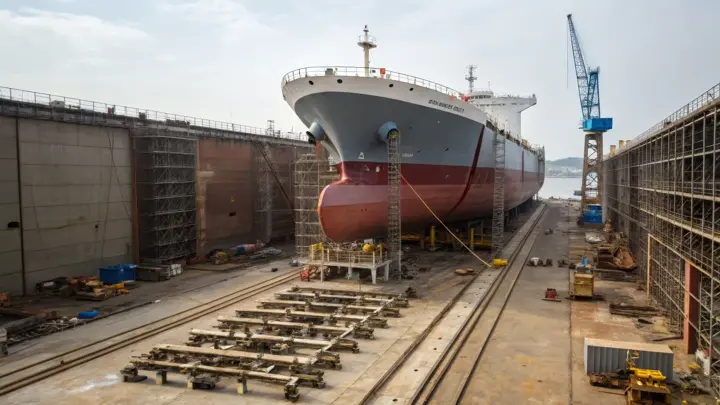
460, 203, 570, 405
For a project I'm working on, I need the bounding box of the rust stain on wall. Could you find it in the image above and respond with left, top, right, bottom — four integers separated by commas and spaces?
196, 138, 302, 256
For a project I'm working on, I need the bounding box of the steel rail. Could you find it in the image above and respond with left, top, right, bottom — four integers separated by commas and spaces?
416, 205, 547, 405
0, 269, 304, 396
358, 203, 547, 405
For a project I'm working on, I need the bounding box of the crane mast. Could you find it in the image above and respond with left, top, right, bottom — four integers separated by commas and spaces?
567, 13, 612, 224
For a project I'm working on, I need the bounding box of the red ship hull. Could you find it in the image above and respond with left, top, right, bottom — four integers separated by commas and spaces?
318, 162, 543, 242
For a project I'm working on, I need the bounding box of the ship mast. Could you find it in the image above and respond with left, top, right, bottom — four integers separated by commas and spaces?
357, 25, 377, 77
465, 64, 477, 93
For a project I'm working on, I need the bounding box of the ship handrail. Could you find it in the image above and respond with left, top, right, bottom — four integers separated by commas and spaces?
282, 66, 536, 101
0, 86, 306, 142
283, 66, 466, 99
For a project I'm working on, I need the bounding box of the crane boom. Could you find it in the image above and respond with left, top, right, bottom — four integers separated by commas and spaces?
567, 13, 611, 132
567, 14, 590, 120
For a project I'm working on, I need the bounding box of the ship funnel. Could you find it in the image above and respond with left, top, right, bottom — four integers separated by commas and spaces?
306, 121, 326, 144
610, 145, 616, 156
377, 121, 399, 143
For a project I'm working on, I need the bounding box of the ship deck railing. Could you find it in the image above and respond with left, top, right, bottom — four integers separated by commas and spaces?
282, 66, 535, 107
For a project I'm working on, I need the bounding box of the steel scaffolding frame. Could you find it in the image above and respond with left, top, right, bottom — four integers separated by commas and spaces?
581, 132, 603, 210
253, 120, 296, 242
255, 139, 274, 243
134, 126, 197, 263
293, 149, 336, 258
603, 82, 720, 393
492, 133, 506, 258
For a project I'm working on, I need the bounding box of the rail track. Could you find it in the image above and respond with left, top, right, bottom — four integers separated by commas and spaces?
414, 205, 547, 405
361, 203, 547, 405
0, 268, 304, 396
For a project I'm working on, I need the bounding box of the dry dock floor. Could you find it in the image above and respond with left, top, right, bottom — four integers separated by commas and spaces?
462, 200, 710, 405
1, 201, 712, 405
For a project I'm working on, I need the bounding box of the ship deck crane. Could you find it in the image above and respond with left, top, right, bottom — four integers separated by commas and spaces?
567, 14, 613, 223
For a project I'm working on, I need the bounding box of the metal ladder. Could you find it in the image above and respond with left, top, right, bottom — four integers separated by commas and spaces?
387, 131, 402, 279
492, 133, 506, 259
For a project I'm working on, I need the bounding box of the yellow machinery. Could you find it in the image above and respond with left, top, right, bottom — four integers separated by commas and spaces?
571, 271, 594, 299
492, 259, 508, 268
625, 371, 671, 404
624, 350, 670, 404
589, 350, 671, 404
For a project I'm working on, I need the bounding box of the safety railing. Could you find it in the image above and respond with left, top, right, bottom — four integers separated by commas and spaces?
283, 66, 466, 99
604, 82, 720, 160
308, 243, 388, 266
0, 86, 306, 142
631, 82, 720, 148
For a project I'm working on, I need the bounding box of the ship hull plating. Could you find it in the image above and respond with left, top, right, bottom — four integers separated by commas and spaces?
283, 74, 544, 242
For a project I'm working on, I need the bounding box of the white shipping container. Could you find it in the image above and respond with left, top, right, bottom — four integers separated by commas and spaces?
584, 338, 674, 381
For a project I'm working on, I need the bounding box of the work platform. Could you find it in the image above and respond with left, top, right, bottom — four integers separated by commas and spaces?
302, 244, 391, 284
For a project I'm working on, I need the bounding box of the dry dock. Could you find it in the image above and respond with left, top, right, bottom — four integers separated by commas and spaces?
0, 201, 715, 405
1, 82, 719, 405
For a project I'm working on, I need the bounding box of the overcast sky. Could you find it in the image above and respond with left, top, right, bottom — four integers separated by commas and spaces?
1, 0, 718, 160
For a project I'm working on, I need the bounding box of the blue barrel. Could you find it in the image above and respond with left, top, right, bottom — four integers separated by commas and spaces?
78, 310, 98, 319
98, 264, 137, 285
583, 209, 603, 224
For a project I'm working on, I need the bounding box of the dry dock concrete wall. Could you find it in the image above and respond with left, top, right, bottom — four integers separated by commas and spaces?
0, 117, 132, 295
196, 138, 298, 255
0, 117, 23, 295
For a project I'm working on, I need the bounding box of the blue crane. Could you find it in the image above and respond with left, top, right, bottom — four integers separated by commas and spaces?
567, 14, 613, 132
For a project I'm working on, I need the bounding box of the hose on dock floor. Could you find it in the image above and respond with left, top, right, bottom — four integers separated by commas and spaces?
400, 173, 492, 268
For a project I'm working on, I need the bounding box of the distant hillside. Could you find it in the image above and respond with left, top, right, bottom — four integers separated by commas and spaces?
546, 157, 583, 169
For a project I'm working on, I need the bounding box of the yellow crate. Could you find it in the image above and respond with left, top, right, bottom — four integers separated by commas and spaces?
573, 273, 594, 297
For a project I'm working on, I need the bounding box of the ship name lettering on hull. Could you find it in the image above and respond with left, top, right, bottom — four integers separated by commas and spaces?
428, 99, 464, 113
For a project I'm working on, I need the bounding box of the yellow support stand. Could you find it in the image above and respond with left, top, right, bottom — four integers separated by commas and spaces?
469, 227, 475, 251
429, 226, 436, 251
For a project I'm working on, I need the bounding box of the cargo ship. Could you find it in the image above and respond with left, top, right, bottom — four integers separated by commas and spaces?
281, 26, 544, 242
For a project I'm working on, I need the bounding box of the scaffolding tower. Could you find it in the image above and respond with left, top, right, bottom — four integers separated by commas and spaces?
387, 130, 402, 279
254, 120, 296, 243
293, 148, 336, 257
133, 125, 197, 263
492, 132, 506, 258
255, 140, 273, 243
581, 132, 603, 211
603, 82, 720, 394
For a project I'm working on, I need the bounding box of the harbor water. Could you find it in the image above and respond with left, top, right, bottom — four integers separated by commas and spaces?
538, 177, 581, 200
